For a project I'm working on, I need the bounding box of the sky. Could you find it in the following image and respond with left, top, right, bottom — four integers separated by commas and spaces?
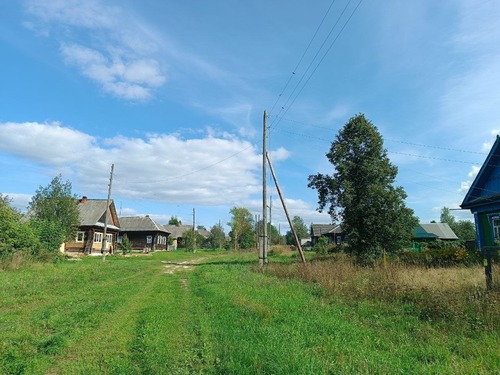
1, 0, 499, 234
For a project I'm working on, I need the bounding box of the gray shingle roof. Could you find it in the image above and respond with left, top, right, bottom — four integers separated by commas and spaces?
119, 216, 169, 233
79, 199, 113, 226
163, 225, 194, 238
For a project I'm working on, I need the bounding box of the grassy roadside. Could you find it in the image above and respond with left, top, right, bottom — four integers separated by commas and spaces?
1, 250, 499, 374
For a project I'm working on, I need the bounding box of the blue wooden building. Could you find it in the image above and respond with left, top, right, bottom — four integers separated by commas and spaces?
461, 135, 500, 252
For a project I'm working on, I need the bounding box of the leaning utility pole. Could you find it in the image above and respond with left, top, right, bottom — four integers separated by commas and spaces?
266, 152, 306, 263
260, 111, 269, 266
101, 163, 114, 262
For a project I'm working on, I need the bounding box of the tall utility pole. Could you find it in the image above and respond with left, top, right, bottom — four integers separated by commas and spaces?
101, 163, 114, 262
266, 152, 306, 263
260, 110, 268, 266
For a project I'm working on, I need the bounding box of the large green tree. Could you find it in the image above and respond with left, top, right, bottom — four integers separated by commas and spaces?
28, 175, 80, 253
285, 216, 309, 246
228, 207, 255, 250
308, 114, 418, 258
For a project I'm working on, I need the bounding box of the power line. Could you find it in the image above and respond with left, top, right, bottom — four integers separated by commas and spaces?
269, 0, 338, 116
270, 0, 365, 132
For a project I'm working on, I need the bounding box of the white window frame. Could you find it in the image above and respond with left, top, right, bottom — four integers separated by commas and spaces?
94, 232, 103, 243
493, 219, 500, 241
76, 231, 85, 243
106, 234, 113, 244
146, 235, 153, 244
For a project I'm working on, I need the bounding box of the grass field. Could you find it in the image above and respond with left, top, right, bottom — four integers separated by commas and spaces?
1, 250, 499, 374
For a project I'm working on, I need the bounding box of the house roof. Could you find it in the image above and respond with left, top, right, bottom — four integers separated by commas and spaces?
119, 216, 169, 233
78, 199, 120, 229
415, 223, 458, 240
311, 223, 342, 237
163, 224, 194, 238
461, 135, 500, 210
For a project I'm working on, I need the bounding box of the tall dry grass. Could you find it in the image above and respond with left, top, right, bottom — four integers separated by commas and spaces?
266, 254, 500, 332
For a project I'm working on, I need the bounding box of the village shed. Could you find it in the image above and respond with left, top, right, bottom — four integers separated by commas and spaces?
119, 216, 170, 251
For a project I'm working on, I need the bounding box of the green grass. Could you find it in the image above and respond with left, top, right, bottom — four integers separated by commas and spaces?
1, 250, 499, 374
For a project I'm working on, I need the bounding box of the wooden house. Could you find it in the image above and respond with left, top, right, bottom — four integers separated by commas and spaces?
310, 223, 345, 246
163, 224, 195, 250
461, 135, 500, 255
64, 196, 120, 255
118, 216, 170, 252
413, 223, 458, 242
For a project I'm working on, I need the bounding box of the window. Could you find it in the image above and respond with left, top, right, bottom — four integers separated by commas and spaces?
493, 219, 500, 241
94, 232, 102, 243
76, 231, 85, 242
106, 234, 113, 244
146, 235, 153, 244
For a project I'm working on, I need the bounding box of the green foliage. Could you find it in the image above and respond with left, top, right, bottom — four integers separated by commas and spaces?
398, 241, 482, 267
182, 229, 204, 252
0, 195, 39, 257
313, 236, 329, 255
285, 216, 309, 245
227, 207, 254, 250
27, 175, 80, 254
207, 223, 226, 249
308, 114, 418, 259
168, 216, 182, 226
118, 234, 132, 255
439, 207, 476, 241
256, 220, 283, 245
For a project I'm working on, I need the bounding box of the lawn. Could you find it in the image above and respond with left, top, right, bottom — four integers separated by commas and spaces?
1, 250, 499, 374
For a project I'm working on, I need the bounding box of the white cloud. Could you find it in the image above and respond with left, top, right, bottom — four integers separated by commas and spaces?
24, 0, 166, 101
0, 122, 95, 164
459, 165, 480, 194
0, 121, 271, 206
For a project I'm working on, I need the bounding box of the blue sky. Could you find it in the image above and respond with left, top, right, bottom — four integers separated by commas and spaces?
1, 0, 499, 233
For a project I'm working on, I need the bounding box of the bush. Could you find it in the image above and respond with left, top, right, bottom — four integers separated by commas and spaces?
397, 241, 482, 267
118, 234, 132, 255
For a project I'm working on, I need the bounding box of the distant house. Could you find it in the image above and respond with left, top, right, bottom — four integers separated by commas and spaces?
310, 223, 345, 246
461, 135, 500, 255
119, 216, 170, 252
413, 223, 458, 241
163, 225, 194, 250
64, 196, 120, 255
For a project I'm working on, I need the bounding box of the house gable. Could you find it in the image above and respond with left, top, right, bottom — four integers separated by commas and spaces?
461, 135, 500, 212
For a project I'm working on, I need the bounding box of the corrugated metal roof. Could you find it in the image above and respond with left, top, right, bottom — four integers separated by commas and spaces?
311, 224, 341, 237
119, 216, 169, 233
419, 223, 458, 240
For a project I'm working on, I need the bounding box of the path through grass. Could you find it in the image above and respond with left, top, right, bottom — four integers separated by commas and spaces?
1, 250, 499, 374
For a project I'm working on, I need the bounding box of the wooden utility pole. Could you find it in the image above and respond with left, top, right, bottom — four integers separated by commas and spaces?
266, 152, 306, 263
193, 208, 196, 252
101, 163, 114, 262
260, 111, 268, 266
269, 194, 272, 248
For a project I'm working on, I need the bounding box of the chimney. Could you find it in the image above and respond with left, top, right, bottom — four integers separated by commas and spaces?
80, 196, 88, 204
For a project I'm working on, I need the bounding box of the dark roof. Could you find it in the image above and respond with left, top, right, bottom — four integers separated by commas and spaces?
119, 216, 169, 233
311, 223, 341, 237
461, 135, 500, 210
78, 199, 119, 230
414, 223, 458, 240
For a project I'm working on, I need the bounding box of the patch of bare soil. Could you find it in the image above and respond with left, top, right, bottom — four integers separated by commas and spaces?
161, 258, 205, 274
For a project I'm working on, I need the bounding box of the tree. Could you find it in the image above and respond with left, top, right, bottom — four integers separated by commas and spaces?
285, 216, 309, 246
256, 220, 283, 246
308, 114, 418, 258
27, 175, 80, 254
168, 216, 182, 226
118, 234, 132, 255
207, 223, 226, 249
228, 207, 254, 250
439, 207, 475, 241
0, 194, 39, 257
440, 207, 456, 227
